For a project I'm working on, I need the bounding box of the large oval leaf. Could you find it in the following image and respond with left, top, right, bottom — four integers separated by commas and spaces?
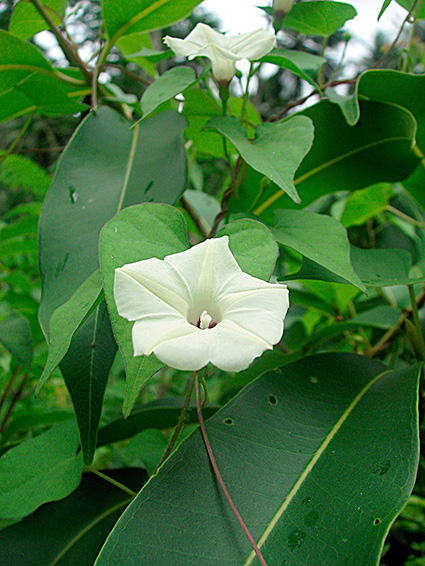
94, 354, 420, 565
38, 108, 187, 463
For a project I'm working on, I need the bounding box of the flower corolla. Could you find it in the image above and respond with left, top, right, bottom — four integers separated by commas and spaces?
114, 236, 289, 372
163, 23, 276, 85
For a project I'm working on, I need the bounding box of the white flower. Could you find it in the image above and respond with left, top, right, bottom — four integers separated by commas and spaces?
114, 236, 289, 372
163, 23, 276, 85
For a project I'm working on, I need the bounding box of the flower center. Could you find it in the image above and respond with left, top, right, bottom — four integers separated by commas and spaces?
197, 310, 217, 330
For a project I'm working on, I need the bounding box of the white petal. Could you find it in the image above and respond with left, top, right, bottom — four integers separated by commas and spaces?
131, 316, 196, 357
224, 29, 276, 59
219, 281, 289, 345
114, 256, 190, 320
164, 236, 241, 323
163, 23, 224, 57
153, 319, 272, 372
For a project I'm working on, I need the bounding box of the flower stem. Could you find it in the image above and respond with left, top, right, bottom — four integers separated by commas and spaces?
86, 466, 137, 497
408, 284, 425, 360
195, 375, 268, 566
156, 370, 197, 471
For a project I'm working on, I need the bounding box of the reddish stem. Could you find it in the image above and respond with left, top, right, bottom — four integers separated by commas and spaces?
195, 375, 268, 566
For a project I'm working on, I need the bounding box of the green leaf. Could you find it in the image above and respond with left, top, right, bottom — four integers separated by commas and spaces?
358, 70, 425, 154
97, 403, 219, 447
117, 32, 168, 77
325, 87, 359, 125
0, 469, 147, 566
182, 189, 221, 234
1, 410, 74, 445
259, 48, 325, 90
208, 115, 314, 204
103, 0, 203, 44
38, 107, 187, 464
0, 153, 51, 198
254, 100, 420, 220
35, 271, 104, 396
281, 1, 357, 36
274, 210, 366, 292
217, 219, 278, 281
378, 0, 393, 19
0, 30, 87, 123
183, 88, 224, 157
339, 183, 393, 227
0, 421, 83, 520
139, 66, 197, 120
9, 0, 67, 40
0, 312, 33, 370
396, 0, 425, 18
94, 354, 420, 565
99, 203, 189, 416
351, 247, 425, 287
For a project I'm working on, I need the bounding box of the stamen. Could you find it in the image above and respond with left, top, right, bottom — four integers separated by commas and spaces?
199, 310, 212, 330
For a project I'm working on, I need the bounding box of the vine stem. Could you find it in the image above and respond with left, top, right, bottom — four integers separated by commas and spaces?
156, 370, 197, 471
195, 374, 268, 566
86, 466, 137, 497
408, 284, 425, 360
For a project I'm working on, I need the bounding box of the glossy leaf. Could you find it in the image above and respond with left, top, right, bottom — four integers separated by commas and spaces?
0, 312, 33, 370
39, 108, 187, 463
339, 183, 393, 227
139, 66, 197, 119
0, 421, 83, 520
99, 204, 189, 416
259, 48, 325, 90
208, 115, 314, 204
325, 87, 359, 125
0, 469, 147, 566
9, 0, 67, 40
217, 219, 278, 281
274, 209, 366, 292
358, 70, 425, 153
281, 1, 357, 36
254, 100, 419, 220
103, 0, 203, 44
95, 354, 420, 566
35, 271, 104, 396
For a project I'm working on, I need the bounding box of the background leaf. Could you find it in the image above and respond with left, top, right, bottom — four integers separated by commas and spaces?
0, 312, 33, 370
0, 469, 147, 566
281, 1, 357, 36
208, 115, 314, 204
8, 0, 67, 40
254, 100, 420, 220
0, 421, 83, 520
273, 210, 366, 292
38, 107, 187, 463
103, 0, 203, 44
94, 354, 420, 566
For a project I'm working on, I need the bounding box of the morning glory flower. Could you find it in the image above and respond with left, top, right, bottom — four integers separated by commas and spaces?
114, 236, 289, 372
163, 23, 276, 85
273, 0, 295, 19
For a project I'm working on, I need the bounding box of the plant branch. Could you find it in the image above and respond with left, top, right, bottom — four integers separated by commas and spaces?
180, 196, 210, 240
0, 373, 28, 433
1, 115, 33, 161
156, 370, 197, 471
0, 367, 20, 416
408, 284, 425, 360
102, 64, 152, 86
366, 288, 425, 357
195, 374, 268, 566
29, 0, 92, 85
86, 466, 137, 497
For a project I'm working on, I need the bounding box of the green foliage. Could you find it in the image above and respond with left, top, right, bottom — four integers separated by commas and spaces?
95, 355, 421, 565
0, 1, 424, 563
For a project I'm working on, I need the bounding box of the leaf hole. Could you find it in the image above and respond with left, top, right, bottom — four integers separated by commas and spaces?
373, 518, 381, 526
268, 394, 278, 406
224, 418, 234, 425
